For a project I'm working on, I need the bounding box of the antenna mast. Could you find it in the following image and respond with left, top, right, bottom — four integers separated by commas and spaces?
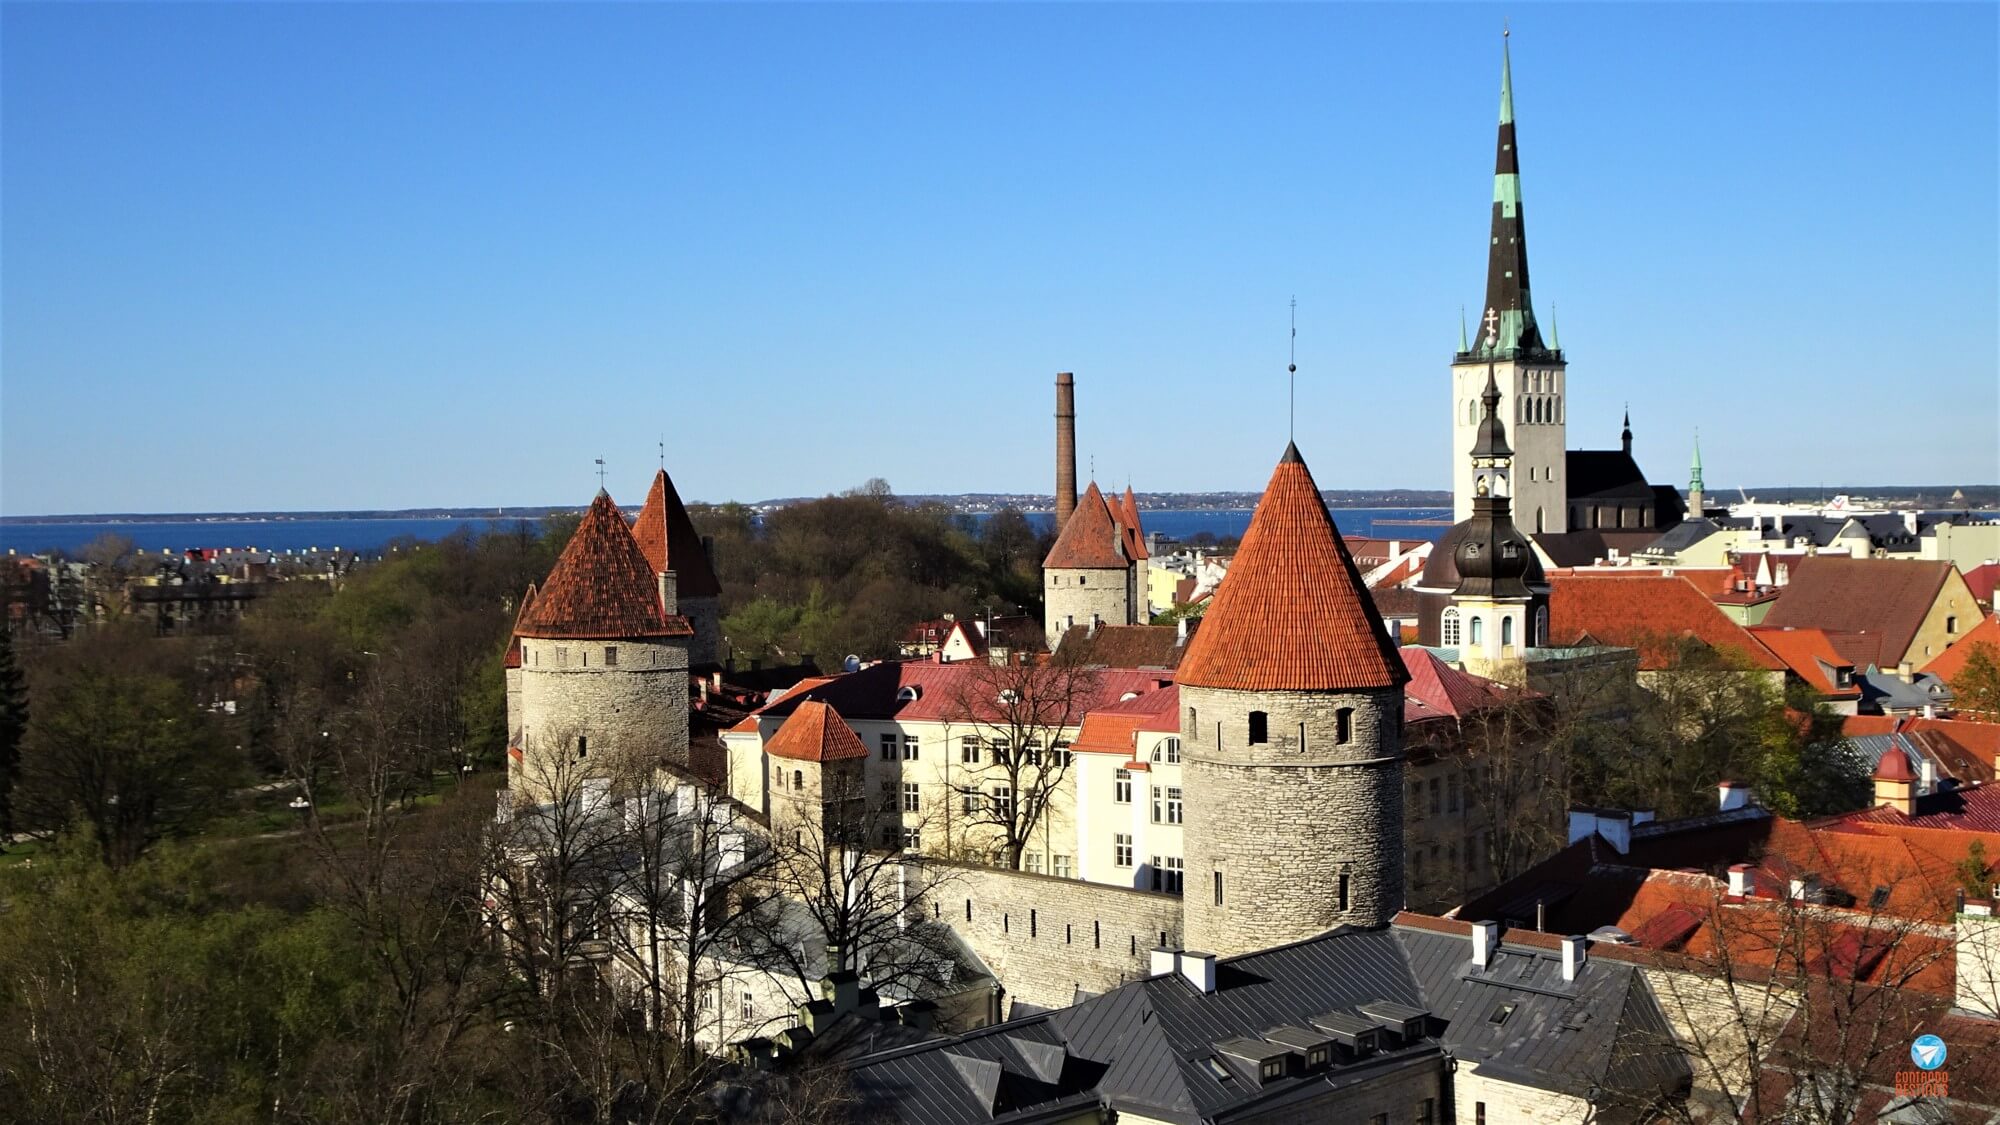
1288, 297, 1299, 443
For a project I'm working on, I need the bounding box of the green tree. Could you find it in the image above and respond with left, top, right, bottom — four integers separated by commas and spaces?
723, 597, 802, 662
0, 627, 25, 840
16, 661, 238, 867
1959, 839, 1994, 899
1952, 641, 2000, 719
1750, 684, 1870, 819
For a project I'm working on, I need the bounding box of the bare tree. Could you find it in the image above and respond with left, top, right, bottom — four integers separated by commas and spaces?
941, 657, 1099, 869
1608, 877, 1956, 1123
759, 768, 967, 1004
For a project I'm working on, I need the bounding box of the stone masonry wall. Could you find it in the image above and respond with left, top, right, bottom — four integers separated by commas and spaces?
919, 860, 1183, 1015
679, 595, 721, 668
516, 637, 689, 800
1181, 684, 1405, 956
1044, 567, 1134, 649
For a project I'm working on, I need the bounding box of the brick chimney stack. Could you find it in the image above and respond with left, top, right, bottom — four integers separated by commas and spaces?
1055, 372, 1078, 533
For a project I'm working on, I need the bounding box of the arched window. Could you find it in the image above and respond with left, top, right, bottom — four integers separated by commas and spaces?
1501, 616, 1515, 648
1187, 706, 1197, 731
1536, 606, 1549, 646
1441, 608, 1461, 647
1248, 711, 1269, 745
1335, 707, 1353, 745
1536, 506, 1546, 533
1469, 616, 1484, 646
792, 769, 804, 790
773, 764, 781, 788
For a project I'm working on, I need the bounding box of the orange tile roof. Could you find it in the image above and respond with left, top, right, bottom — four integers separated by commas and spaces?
1549, 573, 1785, 671
1750, 625, 1862, 699
764, 700, 869, 762
1043, 483, 1131, 570
1176, 443, 1406, 692
1118, 486, 1148, 561
517, 491, 694, 640
630, 468, 722, 599
1923, 613, 2000, 686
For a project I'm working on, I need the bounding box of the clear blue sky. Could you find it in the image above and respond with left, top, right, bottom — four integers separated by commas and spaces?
3, 3, 1995, 516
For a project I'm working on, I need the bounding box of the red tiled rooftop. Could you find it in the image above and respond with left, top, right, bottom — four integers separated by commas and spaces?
1750, 625, 1862, 699
1963, 562, 1998, 608
1834, 779, 2000, 833
518, 491, 694, 640
1177, 443, 1406, 692
764, 700, 869, 763
1401, 647, 1526, 724
1118, 485, 1148, 561
1549, 573, 1785, 671
1762, 556, 1957, 666
1922, 613, 2000, 688
1044, 483, 1132, 571
630, 468, 722, 599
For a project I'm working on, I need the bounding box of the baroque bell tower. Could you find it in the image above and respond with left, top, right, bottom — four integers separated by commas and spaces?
1451, 32, 1568, 535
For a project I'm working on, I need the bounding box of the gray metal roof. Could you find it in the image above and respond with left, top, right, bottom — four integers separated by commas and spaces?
841, 924, 1689, 1123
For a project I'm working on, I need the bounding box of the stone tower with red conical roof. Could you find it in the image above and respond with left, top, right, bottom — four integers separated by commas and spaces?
511, 489, 696, 802
1042, 481, 1140, 650
1176, 443, 1409, 955
631, 467, 724, 666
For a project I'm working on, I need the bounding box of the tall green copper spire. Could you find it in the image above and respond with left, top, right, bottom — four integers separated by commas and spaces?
1459, 307, 1469, 352
1690, 431, 1704, 493
1468, 30, 1551, 362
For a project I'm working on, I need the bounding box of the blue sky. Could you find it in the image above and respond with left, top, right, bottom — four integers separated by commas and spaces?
3, 3, 1994, 515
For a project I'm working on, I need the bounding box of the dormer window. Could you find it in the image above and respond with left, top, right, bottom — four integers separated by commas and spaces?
1502, 542, 1518, 559
1259, 1060, 1284, 1081
897, 685, 922, 703
1489, 1003, 1516, 1026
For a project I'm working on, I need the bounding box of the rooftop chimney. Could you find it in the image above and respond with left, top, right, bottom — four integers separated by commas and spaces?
1727, 863, 1754, 898
1055, 373, 1078, 533
1560, 935, 1587, 982
1178, 951, 1218, 994
1149, 947, 1178, 978
1471, 921, 1499, 968
1718, 781, 1751, 812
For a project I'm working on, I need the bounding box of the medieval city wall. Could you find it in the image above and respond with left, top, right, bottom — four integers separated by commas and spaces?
917, 859, 1184, 1015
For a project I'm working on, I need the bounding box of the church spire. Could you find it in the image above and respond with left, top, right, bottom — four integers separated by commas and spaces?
1472, 31, 1548, 361
1621, 406, 1633, 455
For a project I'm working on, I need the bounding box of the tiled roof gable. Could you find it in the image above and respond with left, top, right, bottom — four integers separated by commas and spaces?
1177, 443, 1406, 692
765, 699, 869, 763
518, 491, 693, 640
631, 468, 723, 598
1043, 483, 1130, 570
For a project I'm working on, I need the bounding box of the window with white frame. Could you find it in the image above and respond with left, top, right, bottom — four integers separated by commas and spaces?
1441, 608, 1461, 647
1165, 786, 1183, 824
1153, 736, 1181, 764
1114, 834, 1133, 867
902, 827, 921, 850
960, 736, 981, 764
1114, 768, 1132, 803
991, 785, 1014, 821
740, 991, 754, 1022
1024, 852, 1042, 874
1053, 854, 1072, 879
1152, 856, 1184, 894
880, 734, 898, 761
989, 737, 1012, 765
961, 791, 983, 815
1051, 740, 1072, 767
901, 782, 920, 812
1021, 739, 1041, 765
902, 734, 920, 760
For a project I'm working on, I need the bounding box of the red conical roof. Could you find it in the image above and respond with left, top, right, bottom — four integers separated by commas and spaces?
631, 468, 722, 598
1120, 486, 1148, 561
1044, 482, 1130, 570
518, 491, 693, 640
766, 700, 869, 763
1177, 443, 1407, 692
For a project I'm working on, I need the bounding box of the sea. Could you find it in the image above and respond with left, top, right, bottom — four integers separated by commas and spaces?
0, 507, 1452, 558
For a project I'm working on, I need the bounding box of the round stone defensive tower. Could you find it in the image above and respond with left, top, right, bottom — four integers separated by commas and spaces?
1042, 481, 1138, 650
632, 467, 725, 668
513, 489, 694, 803
1177, 443, 1410, 957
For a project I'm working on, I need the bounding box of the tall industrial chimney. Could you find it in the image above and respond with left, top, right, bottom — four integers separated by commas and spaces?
1054, 372, 1078, 532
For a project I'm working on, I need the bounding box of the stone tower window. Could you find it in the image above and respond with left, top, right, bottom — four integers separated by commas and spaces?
576, 736, 588, 760
792, 769, 803, 790
1187, 706, 1197, 730
1335, 707, 1353, 745
604, 646, 618, 666
1079, 575, 1086, 586
1248, 711, 1269, 745
1338, 872, 1350, 912
1214, 870, 1224, 905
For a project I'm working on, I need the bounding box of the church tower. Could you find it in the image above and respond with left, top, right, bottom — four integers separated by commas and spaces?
1451, 34, 1569, 535
1448, 367, 1540, 674
1177, 443, 1409, 957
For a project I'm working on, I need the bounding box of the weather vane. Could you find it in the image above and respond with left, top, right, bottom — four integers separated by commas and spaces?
594, 457, 607, 489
